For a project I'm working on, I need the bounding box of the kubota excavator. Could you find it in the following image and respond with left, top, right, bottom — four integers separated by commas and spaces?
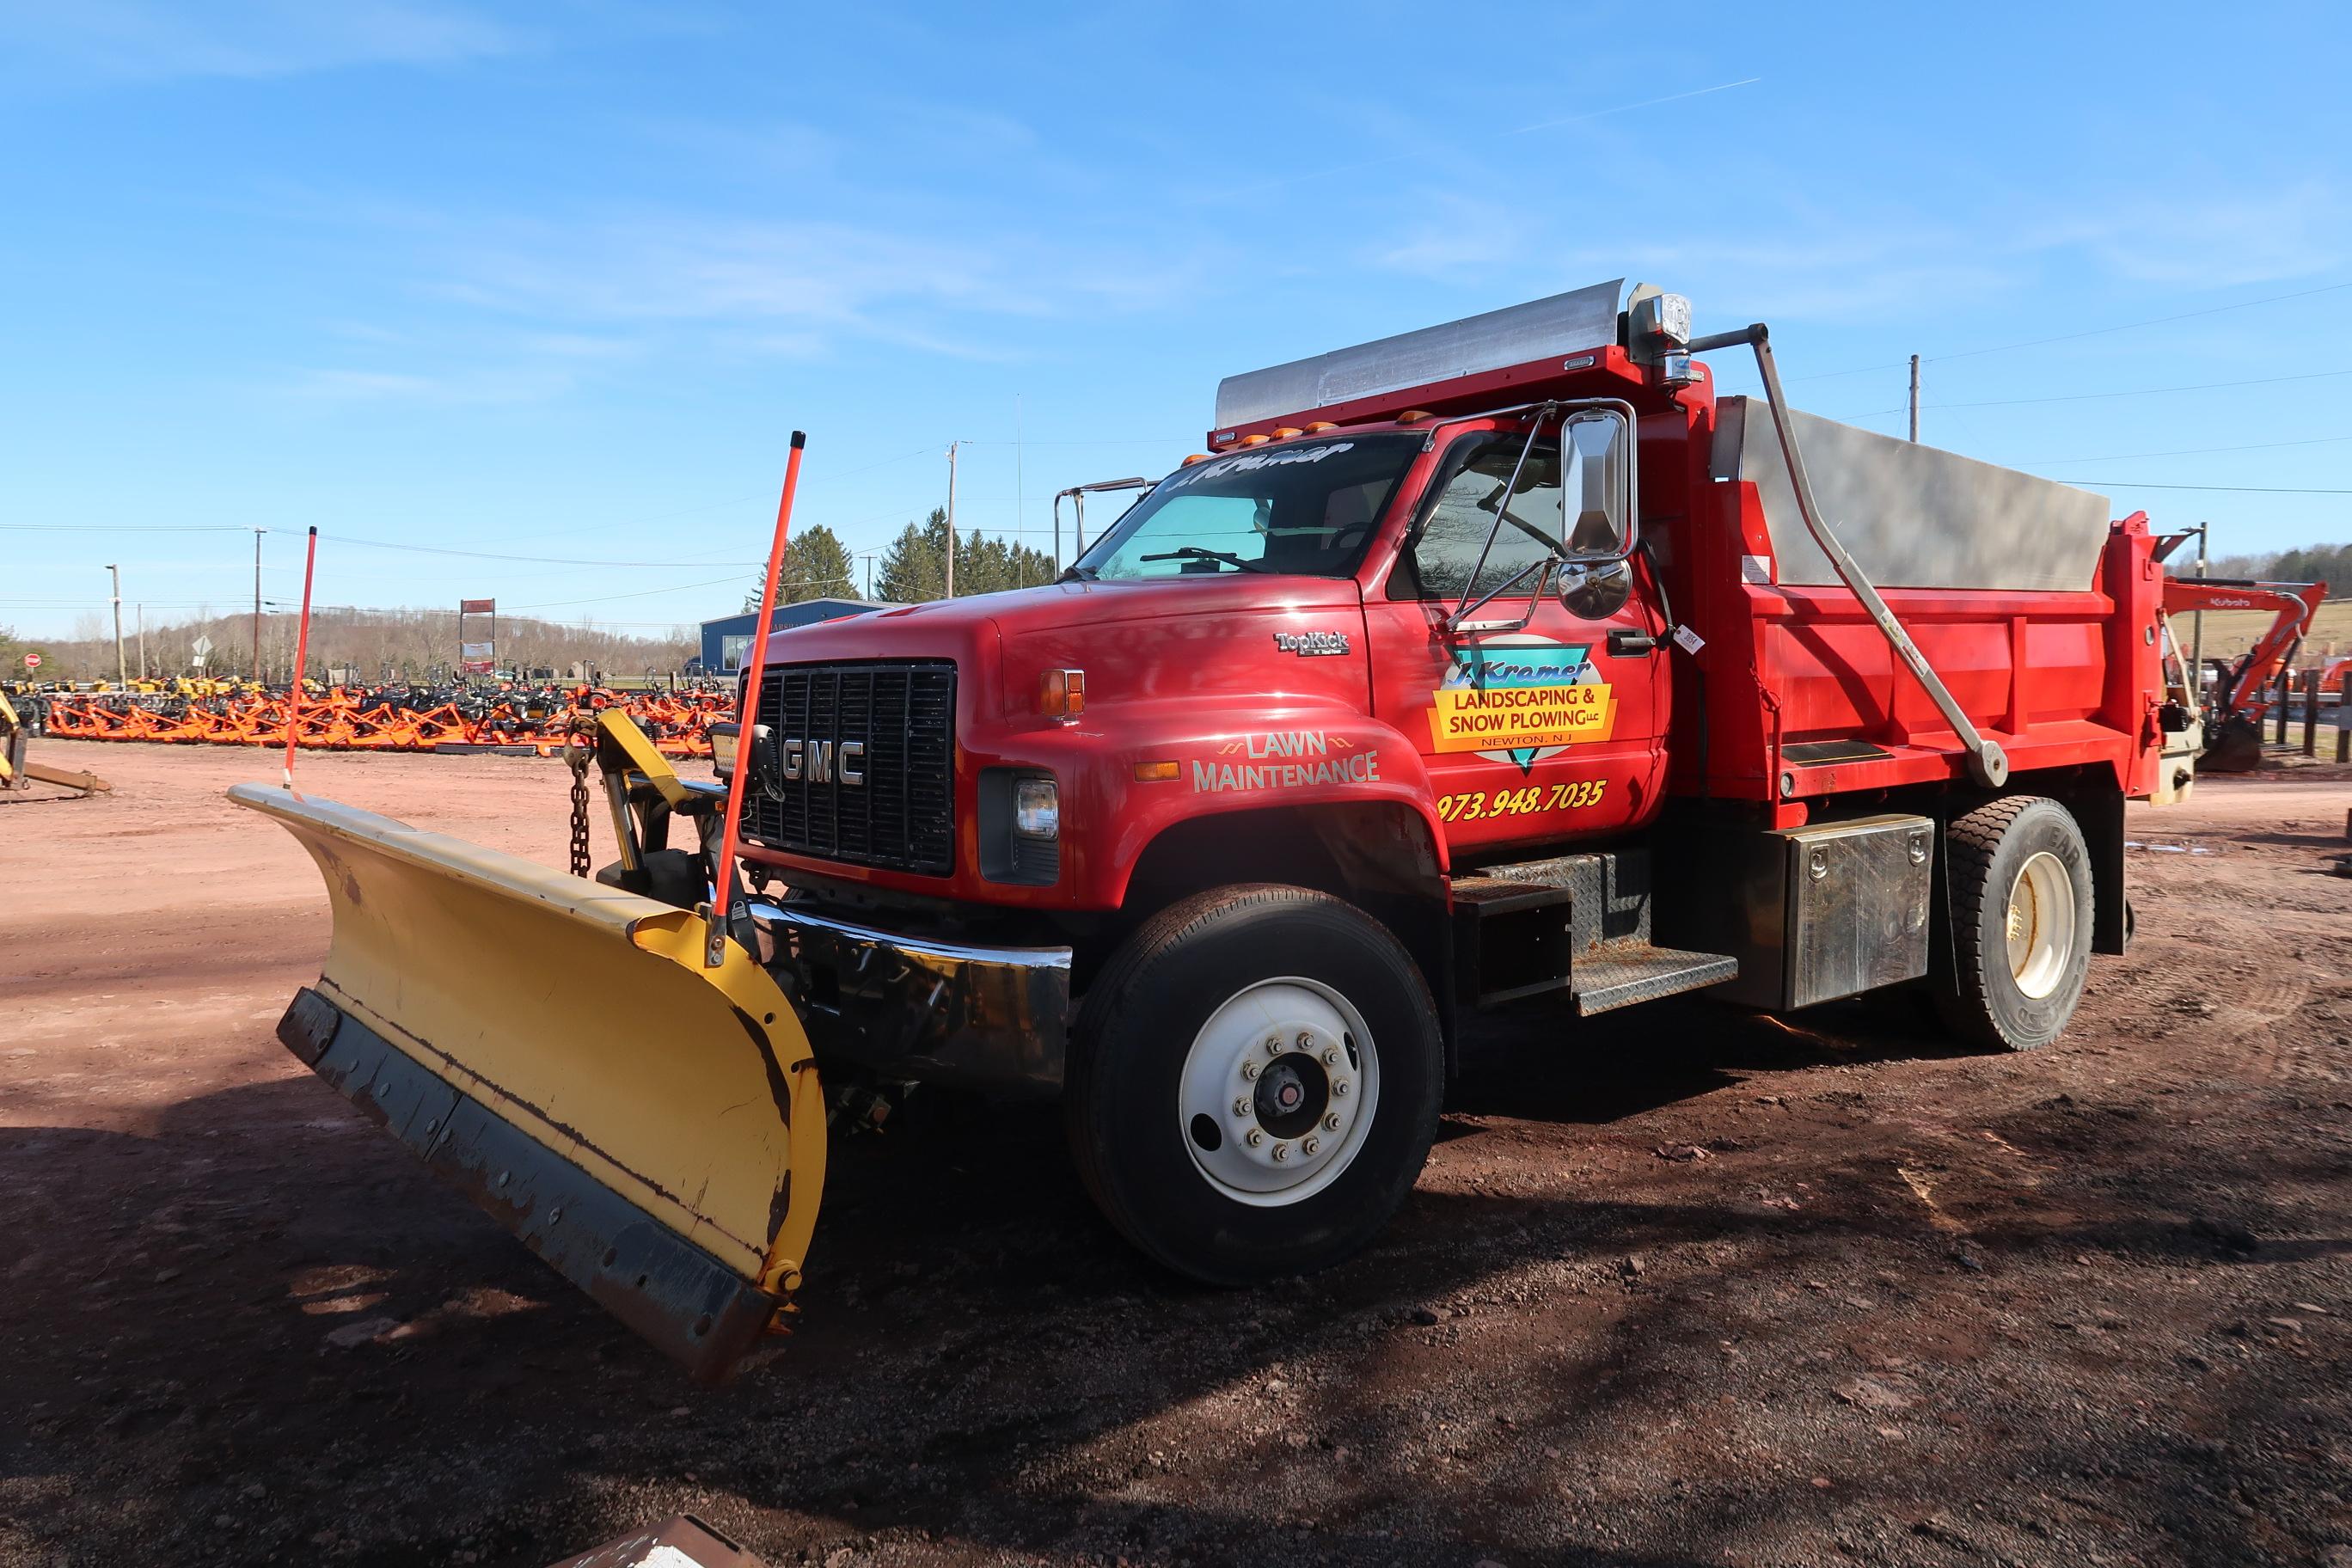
2160, 570, 2329, 771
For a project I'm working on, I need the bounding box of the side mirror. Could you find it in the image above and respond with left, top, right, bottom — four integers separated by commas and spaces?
1560, 410, 1633, 562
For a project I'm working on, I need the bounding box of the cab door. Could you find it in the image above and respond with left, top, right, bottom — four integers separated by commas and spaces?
1363, 412, 1670, 859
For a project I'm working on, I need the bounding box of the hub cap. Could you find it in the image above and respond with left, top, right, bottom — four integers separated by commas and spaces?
2004, 851, 2075, 1001
1178, 977, 1379, 1207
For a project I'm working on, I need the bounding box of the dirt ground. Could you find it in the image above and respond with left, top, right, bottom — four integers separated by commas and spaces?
3, 739, 2349, 1568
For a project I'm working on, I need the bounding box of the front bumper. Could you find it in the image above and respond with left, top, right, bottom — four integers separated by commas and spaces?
754, 903, 1072, 1093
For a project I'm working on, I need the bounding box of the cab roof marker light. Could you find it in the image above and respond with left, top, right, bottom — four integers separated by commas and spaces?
1181, 452, 1212, 466
1302, 420, 1338, 433
1272, 426, 1303, 439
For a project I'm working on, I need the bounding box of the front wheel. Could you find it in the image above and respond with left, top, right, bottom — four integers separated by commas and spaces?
1064, 885, 1443, 1284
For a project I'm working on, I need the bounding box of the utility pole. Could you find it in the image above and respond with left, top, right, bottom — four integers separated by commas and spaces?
1908, 355, 1921, 443
252, 528, 265, 682
106, 564, 126, 684
944, 440, 964, 599
1014, 395, 1026, 590
136, 603, 146, 679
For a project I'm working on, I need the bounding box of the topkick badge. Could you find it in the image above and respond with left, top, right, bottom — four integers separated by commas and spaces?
1428, 635, 1614, 769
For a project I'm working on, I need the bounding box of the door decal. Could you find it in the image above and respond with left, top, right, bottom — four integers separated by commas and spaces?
1427, 634, 1615, 769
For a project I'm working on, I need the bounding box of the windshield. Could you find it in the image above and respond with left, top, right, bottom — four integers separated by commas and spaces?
1073, 434, 1419, 580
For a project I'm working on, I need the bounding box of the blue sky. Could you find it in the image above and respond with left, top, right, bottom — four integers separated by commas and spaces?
4, 1, 2349, 640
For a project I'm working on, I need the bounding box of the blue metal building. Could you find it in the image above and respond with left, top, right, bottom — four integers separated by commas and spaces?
695, 597, 897, 673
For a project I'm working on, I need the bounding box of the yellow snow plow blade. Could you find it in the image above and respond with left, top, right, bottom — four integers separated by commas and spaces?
230, 781, 824, 1384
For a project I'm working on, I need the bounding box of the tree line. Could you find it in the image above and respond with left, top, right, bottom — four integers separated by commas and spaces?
2206, 540, 2352, 590
747, 511, 1059, 609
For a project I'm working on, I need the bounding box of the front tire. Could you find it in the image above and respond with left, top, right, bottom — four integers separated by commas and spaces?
1933, 796, 2094, 1051
1065, 885, 1443, 1284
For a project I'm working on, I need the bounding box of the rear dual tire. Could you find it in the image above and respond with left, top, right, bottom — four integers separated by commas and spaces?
1064, 885, 1443, 1285
1932, 795, 2094, 1051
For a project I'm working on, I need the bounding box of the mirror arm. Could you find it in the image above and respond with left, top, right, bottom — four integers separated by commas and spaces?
1447, 404, 1556, 634
1453, 556, 1554, 634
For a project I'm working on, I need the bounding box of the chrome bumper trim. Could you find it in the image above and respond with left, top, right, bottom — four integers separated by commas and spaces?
752, 903, 1071, 1092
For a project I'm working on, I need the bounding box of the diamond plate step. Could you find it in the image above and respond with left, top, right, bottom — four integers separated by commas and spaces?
1449, 875, 1574, 917
1570, 940, 1738, 1016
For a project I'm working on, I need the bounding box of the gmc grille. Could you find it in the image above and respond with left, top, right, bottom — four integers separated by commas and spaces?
744, 660, 956, 876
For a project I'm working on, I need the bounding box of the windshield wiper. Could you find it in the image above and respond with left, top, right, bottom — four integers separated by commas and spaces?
1139, 547, 1269, 574
1058, 563, 1098, 583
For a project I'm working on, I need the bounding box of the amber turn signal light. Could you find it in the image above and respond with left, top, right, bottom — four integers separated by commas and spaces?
1133, 760, 1180, 781
1040, 668, 1087, 720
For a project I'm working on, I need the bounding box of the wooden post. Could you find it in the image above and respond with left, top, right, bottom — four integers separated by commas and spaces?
2302, 667, 2321, 756
2275, 669, 2293, 743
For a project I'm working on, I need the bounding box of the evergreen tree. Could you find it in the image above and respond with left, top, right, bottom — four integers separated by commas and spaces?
872, 506, 1065, 603
744, 523, 857, 609
877, 511, 946, 603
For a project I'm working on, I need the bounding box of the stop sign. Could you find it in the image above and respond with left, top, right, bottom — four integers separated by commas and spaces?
22, 653, 38, 670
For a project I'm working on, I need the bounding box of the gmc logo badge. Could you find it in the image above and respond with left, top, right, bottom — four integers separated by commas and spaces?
776, 738, 864, 785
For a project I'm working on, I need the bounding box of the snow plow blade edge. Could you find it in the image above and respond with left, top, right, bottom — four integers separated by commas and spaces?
230, 781, 824, 1384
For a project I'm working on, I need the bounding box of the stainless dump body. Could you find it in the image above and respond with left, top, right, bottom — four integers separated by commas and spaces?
1712, 396, 2112, 592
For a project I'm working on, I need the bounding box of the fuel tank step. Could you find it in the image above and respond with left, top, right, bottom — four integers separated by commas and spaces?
1569, 940, 1739, 1016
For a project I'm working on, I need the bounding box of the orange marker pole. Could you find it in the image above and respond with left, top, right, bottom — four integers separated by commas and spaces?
707, 432, 805, 966
282, 526, 318, 788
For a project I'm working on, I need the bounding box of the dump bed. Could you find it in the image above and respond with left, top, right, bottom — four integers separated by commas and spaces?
1675, 397, 2165, 806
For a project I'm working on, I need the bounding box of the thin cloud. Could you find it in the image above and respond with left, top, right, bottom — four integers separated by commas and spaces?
1210, 77, 1765, 200
0, 0, 531, 82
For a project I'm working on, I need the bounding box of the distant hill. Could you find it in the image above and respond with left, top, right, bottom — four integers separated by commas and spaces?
3, 605, 693, 683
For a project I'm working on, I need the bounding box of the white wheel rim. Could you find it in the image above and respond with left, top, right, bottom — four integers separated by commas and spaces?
1176, 976, 1379, 1208
2004, 851, 2075, 1001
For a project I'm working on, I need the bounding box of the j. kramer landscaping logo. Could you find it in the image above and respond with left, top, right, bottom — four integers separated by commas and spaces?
1429, 634, 1614, 770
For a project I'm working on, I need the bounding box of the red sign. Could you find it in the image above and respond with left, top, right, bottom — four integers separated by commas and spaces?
461, 658, 495, 676
459, 598, 496, 614
22, 653, 39, 670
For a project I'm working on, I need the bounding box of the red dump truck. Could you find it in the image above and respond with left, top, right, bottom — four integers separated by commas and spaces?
241, 280, 2184, 1380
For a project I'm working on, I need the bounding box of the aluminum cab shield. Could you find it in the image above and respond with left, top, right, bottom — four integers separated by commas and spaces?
228, 782, 825, 1384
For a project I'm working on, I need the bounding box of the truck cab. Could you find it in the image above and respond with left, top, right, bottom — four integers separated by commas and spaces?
718, 280, 2168, 1284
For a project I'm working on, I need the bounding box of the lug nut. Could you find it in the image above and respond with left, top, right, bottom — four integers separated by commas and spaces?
1234, 1097, 1252, 1117
1332, 1080, 1351, 1098
1322, 1112, 1341, 1131
1295, 1032, 1313, 1050
1271, 1142, 1289, 1161
1302, 1136, 1320, 1156
1246, 1129, 1265, 1148
1266, 1038, 1284, 1057
1241, 1060, 1259, 1080
1321, 1047, 1340, 1067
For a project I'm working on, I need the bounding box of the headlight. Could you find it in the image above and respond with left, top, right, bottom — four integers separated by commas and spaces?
1014, 776, 1059, 839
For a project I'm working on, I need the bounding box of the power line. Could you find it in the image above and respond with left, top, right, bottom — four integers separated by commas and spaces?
1830, 364, 2352, 420
262, 528, 767, 569
2067, 480, 2352, 495
505, 573, 772, 611
1933, 278, 2352, 365
2021, 432, 2352, 466
1786, 276, 2352, 383
0, 524, 249, 533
